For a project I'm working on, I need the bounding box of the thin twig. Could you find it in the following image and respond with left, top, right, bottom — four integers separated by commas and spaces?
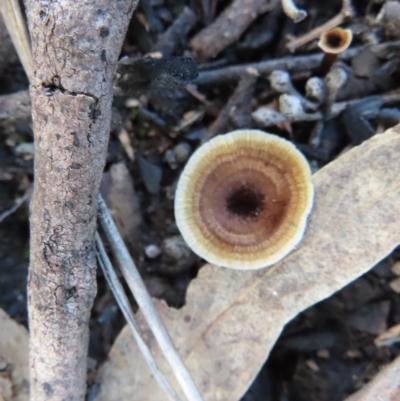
194, 40, 400, 86
95, 233, 183, 401
97, 194, 204, 401
0, 186, 32, 223
332, 88, 400, 116
0, 0, 33, 81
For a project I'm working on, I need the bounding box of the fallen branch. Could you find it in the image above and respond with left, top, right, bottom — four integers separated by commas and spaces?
190, 0, 276, 61
26, 0, 137, 399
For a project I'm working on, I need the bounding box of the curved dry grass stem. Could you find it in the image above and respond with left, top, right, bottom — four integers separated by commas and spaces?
95, 233, 183, 401
0, 0, 33, 81
97, 194, 204, 401
0, 185, 32, 223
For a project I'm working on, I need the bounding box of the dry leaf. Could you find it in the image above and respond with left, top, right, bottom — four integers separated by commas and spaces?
96, 127, 400, 401
0, 309, 29, 401
101, 162, 142, 251
344, 355, 400, 401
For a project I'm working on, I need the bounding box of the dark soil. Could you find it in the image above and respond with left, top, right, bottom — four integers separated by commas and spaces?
1, 0, 400, 400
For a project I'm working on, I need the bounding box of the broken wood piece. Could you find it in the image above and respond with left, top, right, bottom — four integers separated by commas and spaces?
156, 7, 197, 57
190, 0, 275, 62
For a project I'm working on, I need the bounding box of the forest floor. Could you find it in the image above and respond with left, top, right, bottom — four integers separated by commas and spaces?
1, 0, 400, 400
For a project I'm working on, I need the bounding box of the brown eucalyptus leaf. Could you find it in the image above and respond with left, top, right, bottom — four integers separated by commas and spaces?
344, 355, 400, 401
96, 127, 400, 401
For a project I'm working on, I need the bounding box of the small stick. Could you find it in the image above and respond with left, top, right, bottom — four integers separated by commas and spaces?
281, 0, 307, 23
95, 233, 183, 401
97, 194, 204, 401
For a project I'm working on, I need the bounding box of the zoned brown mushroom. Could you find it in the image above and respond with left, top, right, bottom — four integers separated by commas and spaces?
174, 129, 314, 270
318, 27, 353, 75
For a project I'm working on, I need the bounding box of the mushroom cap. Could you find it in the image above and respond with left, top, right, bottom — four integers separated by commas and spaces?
318, 27, 353, 55
174, 129, 314, 270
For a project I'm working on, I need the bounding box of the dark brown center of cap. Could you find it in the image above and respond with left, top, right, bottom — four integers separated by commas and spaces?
226, 186, 265, 218
198, 162, 290, 246
326, 31, 345, 48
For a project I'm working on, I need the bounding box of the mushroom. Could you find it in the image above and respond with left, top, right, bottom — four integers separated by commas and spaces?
279, 94, 322, 121
252, 106, 288, 127
174, 129, 314, 270
318, 27, 353, 75
269, 70, 318, 111
324, 66, 348, 118
305, 77, 328, 107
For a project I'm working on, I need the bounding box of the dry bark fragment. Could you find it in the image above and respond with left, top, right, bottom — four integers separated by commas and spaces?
26, 1, 137, 400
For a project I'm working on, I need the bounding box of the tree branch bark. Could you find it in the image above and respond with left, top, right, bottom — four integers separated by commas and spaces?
26, 1, 137, 399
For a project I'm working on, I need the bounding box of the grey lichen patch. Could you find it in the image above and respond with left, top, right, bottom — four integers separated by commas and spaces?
71, 132, 80, 147
65, 287, 77, 300
88, 102, 101, 122
70, 162, 82, 169
64, 201, 75, 210
42, 382, 54, 396
99, 26, 109, 37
